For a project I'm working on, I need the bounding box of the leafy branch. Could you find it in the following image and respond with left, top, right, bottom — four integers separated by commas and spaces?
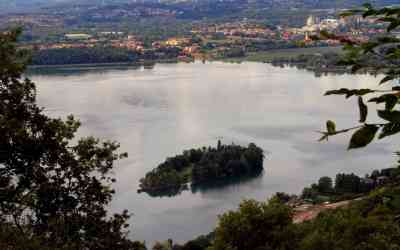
317, 4, 400, 149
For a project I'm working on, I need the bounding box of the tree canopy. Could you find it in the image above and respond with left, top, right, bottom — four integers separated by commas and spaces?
212, 198, 294, 250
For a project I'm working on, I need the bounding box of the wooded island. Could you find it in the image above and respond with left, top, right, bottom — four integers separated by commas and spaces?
138, 141, 264, 195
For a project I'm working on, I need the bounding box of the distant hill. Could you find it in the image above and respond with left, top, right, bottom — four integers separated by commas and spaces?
0, 0, 399, 14
0, 0, 100, 13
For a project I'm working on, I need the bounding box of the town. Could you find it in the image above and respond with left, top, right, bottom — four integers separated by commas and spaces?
1, 1, 397, 65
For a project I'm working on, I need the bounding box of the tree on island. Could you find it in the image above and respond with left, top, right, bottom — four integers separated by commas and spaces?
0, 29, 144, 249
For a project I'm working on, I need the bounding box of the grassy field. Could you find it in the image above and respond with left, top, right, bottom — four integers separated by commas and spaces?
223, 46, 344, 63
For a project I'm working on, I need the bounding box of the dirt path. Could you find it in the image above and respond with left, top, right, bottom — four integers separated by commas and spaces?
293, 200, 351, 224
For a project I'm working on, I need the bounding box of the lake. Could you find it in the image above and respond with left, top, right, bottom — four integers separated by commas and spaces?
30, 61, 398, 245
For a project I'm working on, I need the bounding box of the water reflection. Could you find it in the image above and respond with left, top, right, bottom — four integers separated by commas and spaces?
27, 64, 144, 77
191, 168, 264, 194
142, 186, 189, 198
141, 168, 264, 198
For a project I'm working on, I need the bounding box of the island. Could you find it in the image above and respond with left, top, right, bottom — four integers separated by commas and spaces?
138, 141, 264, 196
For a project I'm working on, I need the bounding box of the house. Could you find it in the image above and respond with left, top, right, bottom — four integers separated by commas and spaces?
377, 176, 389, 185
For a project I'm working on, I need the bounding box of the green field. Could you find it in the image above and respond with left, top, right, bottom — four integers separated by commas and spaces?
223, 46, 344, 63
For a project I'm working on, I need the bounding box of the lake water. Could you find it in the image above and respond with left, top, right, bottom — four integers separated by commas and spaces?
30, 61, 398, 245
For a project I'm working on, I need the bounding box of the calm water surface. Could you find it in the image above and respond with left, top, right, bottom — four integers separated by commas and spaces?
30, 62, 398, 245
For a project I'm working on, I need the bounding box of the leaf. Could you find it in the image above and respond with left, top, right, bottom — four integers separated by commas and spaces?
356, 89, 376, 96
380, 75, 395, 84
385, 95, 398, 111
358, 97, 368, 123
377, 110, 400, 123
379, 123, 400, 139
348, 125, 379, 150
324, 88, 375, 98
326, 120, 336, 134
369, 94, 398, 111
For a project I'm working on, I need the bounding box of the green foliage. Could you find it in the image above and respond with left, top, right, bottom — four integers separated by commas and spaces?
299, 180, 400, 250
324, 88, 375, 98
335, 173, 362, 194
317, 176, 333, 193
379, 122, 400, 139
272, 192, 292, 204
31, 46, 183, 65
153, 240, 173, 250
301, 187, 319, 201
197, 180, 400, 250
299, 205, 400, 250
182, 162, 400, 250
212, 199, 294, 250
348, 125, 379, 149
319, 5, 400, 148
302, 177, 335, 201
358, 96, 368, 123
369, 94, 398, 111
0, 29, 138, 249
326, 120, 336, 134
300, 168, 394, 203
32, 47, 140, 65
172, 233, 214, 250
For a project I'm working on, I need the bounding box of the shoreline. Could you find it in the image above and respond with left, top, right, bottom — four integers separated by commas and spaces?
27, 46, 343, 70
27, 58, 181, 70
26, 59, 354, 76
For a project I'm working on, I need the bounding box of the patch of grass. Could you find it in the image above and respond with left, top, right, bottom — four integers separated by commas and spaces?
222, 46, 344, 63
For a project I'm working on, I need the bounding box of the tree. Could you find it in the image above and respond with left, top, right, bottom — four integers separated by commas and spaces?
272, 192, 292, 203
317, 4, 400, 149
301, 187, 319, 200
152, 240, 173, 250
0, 29, 140, 249
212, 199, 295, 250
177, 234, 213, 250
318, 176, 333, 193
335, 173, 361, 193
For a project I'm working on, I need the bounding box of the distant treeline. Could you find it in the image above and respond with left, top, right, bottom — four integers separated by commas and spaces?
270, 52, 348, 73
30, 46, 182, 65
138, 141, 264, 195
270, 51, 387, 75
302, 167, 400, 203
